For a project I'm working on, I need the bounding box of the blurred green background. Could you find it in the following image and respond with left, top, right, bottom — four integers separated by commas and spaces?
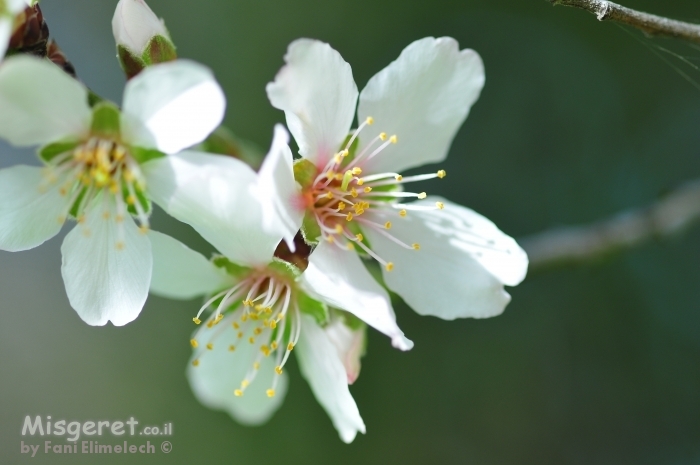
2, 0, 700, 463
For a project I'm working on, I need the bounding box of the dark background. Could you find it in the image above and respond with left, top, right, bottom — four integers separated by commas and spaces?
1, 0, 700, 463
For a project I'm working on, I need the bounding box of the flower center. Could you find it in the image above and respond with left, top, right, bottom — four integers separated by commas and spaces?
190, 271, 300, 399
41, 137, 150, 248
306, 117, 446, 270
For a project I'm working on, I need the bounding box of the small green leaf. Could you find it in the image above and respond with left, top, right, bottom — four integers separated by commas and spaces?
38, 140, 79, 164
142, 35, 177, 65
297, 291, 329, 326
300, 211, 322, 245
293, 158, 318, 189
130, 146, 165, 164
117, 45, 146, 80
90, 102, 121, 139
212, 255, 251, 278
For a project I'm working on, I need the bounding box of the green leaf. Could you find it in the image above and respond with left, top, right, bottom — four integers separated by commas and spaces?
211, 255, 251, 278
38, 140, 80, 164
297, 291, 329, 326
300, 211, 322, 245
90, 102, 121, 139
197, 126, 265, 170
142, 35, 177, 65
293, 158, 318, 189
130, 146, 165, 164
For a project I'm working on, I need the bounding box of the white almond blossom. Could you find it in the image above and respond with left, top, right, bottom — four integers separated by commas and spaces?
0, 0, 33, 59
265, 37, 529, 320
0, 55, 225, 326
147, 125, 412, 443
112, 0, 170, 56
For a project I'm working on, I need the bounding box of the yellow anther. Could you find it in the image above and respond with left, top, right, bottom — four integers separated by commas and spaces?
352, 167, 362, 175
437, 170, 447, 178
326, 171, 335, 180
102, 211, 110, 220
357, 178, 364, 186
250, 313, 259, 321
395, 175, 403, 181
356, 233, 364, 242
364, 187, 372, 193
123, 170, 135, 182
337, 202, 346, 211
241, 314, 249, 322
270, 320, 277, 329
115, 241, 125, 251
335, 224, 344, 234
206, 320, 214, 328
366, 116, 374, 125
109, 182, 119, 194
253, 362, 260, 370
266, 389, 276, 398
275, 366, 283, 375
229, 345, 236, 352
412, 243, 421, 250
126, 195, 136, 205
190, 339, 199, 348
242, 300, 251, 307
193, 318, 202, 325
418, 192, 427, 199
254, 327, 263, 335
287, 342, 295, 351
249, 337, 255, 344
115, 214, 125, 223
386, 262, 395, 272
327, 235, 335, 244
234, 389, 243, 397
233, 322, 240, 329
346, 242, 355, 251
237, 332, 243, 339
350, 188, 358, 198
192, 359, 200, 367
334, 154, 342, 164
215, 313, 224, 323
436, 202, 444, 210
399, 209, 407, 217
241, 380, 250, 388
271, 341, 278, 350
379, 132, 387, 141
390, 135, 398, 144
342, 149, 349, 157
346, 213, 354, 222
385, 221, 392, 229
326, 191, 334, 199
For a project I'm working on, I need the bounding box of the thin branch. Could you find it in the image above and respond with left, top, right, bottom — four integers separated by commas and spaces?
520, 179, 700, 270
549, 0, 700, 43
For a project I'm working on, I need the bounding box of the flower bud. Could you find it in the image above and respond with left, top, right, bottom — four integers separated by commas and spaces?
112, 0, 176, 78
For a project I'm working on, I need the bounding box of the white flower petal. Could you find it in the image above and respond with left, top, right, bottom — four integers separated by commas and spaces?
187, 314, 288, 425
0, 56, 91, 146
363, 197, 528, 320
142, 150, 244, 213
61, 198, 152, 326
165, 159, 281, 268
0, 165, 69, 251
148, 230, 230, 300
296, 314, 365, 443
357, 37, 485, 174
324, 316, 365, 385
254, 124, 304, 251
266, 39, 357, 166
122, 60, 225, 154
112, 0, 169, 55
302, 241, 413, 351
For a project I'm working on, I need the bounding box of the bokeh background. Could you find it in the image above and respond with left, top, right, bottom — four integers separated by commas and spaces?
2, 0, 700, 463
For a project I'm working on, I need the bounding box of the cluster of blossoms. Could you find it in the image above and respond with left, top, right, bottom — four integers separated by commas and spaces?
0, 0, 528, 443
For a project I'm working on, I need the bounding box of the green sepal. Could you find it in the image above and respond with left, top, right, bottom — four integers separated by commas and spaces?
293, 158, 317, 189
339, 310, 365, 331
142, 35, 177, 65
122, 182, 151, 216
38, 140, 80, 164
117, 45, 146, 80
211, 255, 251, 278
131, 146, 165, 165
300, 211, 322, 245
90, 102, 121, 139
197, 126, 265, 170
68, 187, 87, 218
297, 291, 329, 326
338, 133, 359, 167
268, 257, 302, 281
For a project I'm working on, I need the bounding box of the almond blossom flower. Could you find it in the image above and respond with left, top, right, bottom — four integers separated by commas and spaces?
0, 55, 225, 325
266, 37, 528, 320
0, 0, 34, 59
147, 125, 411, 442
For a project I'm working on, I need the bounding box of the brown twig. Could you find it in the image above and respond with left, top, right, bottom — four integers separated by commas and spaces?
549, 0, 700, 43
520, 179, 700, 269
